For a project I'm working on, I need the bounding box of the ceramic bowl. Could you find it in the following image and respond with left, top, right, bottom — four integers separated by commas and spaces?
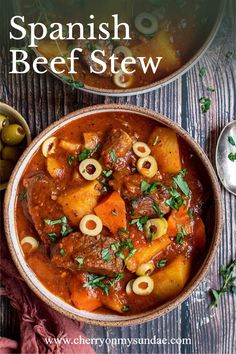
4, 104, 222, 326
0, 102, 31, 191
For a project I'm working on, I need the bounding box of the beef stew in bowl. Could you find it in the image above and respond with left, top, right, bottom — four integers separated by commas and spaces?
4, 105, 222, 325
15, 0, 224, 95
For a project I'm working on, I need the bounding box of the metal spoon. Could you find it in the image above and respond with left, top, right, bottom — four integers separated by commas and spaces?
216, 120, 236, 195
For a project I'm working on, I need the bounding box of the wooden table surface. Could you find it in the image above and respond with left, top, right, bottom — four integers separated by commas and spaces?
1, 1, 235, 353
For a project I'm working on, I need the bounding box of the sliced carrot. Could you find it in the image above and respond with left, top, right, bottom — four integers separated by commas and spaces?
193, 217, 206, 250
94, 191, 126, 235
167, 205, 192, 236
71, 288, 102, 312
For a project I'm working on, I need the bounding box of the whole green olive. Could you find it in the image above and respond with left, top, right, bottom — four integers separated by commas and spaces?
2, 146, 21, 162
1, 124, 26, 145
0, 114, 10, 132
0, 160, 14, 183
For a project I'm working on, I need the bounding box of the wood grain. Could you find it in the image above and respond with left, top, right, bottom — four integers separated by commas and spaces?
0, 0, 235, 353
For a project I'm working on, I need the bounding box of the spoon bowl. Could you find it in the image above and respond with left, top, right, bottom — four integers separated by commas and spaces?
216, 120, 236, 196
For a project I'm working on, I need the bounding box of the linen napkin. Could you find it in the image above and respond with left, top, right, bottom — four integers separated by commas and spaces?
0, 229, 96, 354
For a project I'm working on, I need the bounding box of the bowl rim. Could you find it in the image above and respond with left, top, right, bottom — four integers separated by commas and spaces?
13, 0, 226, 96
4, 104, 223, 326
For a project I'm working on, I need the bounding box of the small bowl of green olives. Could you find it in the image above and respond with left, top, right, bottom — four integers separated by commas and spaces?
0, 102, 31, 191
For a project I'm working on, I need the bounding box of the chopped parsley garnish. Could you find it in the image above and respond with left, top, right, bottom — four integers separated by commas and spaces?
62, 77, 84, 89
140, 180, 158, 195
199, 97, 211, 113
44, 216, 74, 238
102, 170, 113, 177
228, 136, 236, 146
111, 242, 121, 251
109, 149, 117, 163
228, 153, 236, 162
211, 259, 236, 307
20, 189, 27, 201
121, 305, 130, 312
101, 248, 111, 262
130, 216, 148, 231
60, 248, 66, 256
156, 259, 167, 268
225, 51, 233, 61
48, 233, 57, 243
75, 256, 84, 266
68, 155, 75, 165
207, 87, 215, 93
172, 169, 190, 198
153, 136, 159, 146
83, 272, 123, 296
176, 224, 187, 245
188, 208, 194, 220
199, 67, 207, 78
78, 148, 92, 162
166, 189, 185, 210
111, 209, 118, 216
118, 227, 129, 236
153, 201, 164, 218
115, 239, 135, 261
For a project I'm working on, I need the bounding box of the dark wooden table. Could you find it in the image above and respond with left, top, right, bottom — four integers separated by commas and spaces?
1, 1, 235, 353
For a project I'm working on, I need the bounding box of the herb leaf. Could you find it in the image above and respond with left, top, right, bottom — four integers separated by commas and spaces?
228, 153, 236, 162
102, 170, 113, 178
130, 216, 148, 231
48, 233, 57, 243
78, 148, 92, 162
176, 224, 187, 245
75, 256, 84, 266
140, 181, 158, 195
20, 189, 27, 201
172, 169, 190, 198
153, 201, 164, 218
228, 136, 236, 146
101, 248, 111, 262
211, 259, 236, 307
199, 97, 211, 113
109, 149, 117, 163
199, 67, 207, 78
68, 155, 75, 165
44, 216, 74, 237
156, 259, 167, 268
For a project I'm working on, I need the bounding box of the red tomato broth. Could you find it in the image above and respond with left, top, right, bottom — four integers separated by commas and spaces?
16, 112, 211, 314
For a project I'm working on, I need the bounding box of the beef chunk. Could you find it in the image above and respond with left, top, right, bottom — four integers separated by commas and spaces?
111, 173, 170, 216
23, 173, 65, 244
51, 232, 123, 277
131, 189, 170, 218
100, 128, 134, 170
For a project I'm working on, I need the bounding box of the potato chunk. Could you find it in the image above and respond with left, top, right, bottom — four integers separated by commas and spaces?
149, 127, 182, 173
151, 255, 191, 302
47, 157, 66, 179
126, 235, 171, 273
131, 31, 181, 75
57, 181, 101, 224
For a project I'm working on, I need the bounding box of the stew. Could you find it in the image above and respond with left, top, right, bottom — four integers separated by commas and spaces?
18, 0, 219, 90
16, 112, 211, 315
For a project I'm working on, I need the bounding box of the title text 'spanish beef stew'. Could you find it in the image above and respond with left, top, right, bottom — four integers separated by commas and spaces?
17, 112, 211, 315
19, 0, 219, 90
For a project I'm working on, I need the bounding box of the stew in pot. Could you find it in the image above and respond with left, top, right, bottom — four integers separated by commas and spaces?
16, 112, 210, 314
18, 0, 219, 90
